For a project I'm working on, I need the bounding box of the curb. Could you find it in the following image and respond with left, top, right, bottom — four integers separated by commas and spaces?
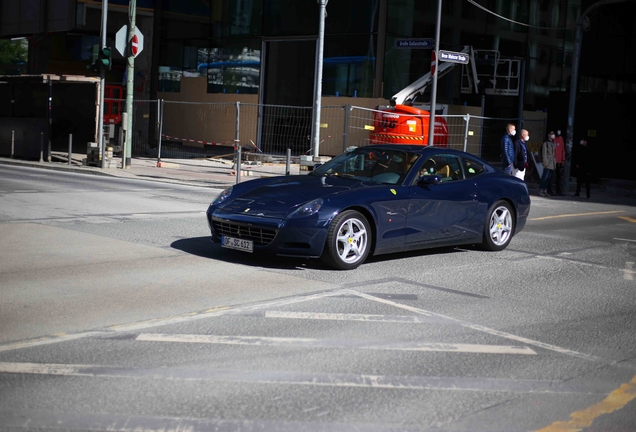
0, 158, 229, 189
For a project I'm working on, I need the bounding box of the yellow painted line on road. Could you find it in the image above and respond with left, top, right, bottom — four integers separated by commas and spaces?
535, 374, 636, 432
530, 210, 625, 221
618, 216, 636, 223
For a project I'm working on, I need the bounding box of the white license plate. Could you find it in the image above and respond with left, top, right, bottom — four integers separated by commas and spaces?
221, 236, 254, 253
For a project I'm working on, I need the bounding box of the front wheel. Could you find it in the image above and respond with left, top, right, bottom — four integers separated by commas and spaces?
321, 210, 372, 270
482, 200, 515, 251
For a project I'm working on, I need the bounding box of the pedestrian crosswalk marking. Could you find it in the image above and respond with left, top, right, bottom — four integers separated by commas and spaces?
136, 333, 537, 355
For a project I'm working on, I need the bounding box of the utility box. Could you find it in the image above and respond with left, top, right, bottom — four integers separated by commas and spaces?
85, 142, 101, 167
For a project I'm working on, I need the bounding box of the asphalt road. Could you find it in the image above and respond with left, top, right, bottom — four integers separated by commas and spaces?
0, 164, 635, 432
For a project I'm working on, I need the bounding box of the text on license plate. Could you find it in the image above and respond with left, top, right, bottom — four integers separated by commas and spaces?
222, 236, 254, 253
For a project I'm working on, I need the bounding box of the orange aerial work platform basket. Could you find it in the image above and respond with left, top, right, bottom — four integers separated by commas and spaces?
370, 104, 449, 147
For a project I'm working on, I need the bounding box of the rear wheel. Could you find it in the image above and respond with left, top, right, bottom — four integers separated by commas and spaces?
322, 210, 372, 270
482, 200, 515, 251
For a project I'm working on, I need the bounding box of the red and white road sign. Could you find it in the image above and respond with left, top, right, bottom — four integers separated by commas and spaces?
115, 25, 144, 58
131, 34, 139, 57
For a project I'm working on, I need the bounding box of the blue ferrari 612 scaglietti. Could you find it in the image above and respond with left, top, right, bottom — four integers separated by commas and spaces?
206, 145, 531, 270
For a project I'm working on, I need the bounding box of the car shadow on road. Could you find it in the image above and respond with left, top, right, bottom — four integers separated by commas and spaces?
171, 237, 471, 270
170, 237, 326, 270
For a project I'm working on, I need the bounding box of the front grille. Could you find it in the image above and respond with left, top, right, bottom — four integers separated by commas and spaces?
213, 220, 277, 246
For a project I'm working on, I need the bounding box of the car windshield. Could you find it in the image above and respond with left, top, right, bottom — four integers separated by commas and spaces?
311, 148, 420, 185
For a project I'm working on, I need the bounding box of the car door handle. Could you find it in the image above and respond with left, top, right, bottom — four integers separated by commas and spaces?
387, 211, 398, 215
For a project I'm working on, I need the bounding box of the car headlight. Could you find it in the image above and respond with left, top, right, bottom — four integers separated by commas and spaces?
288, 198, 323, 218
211, 186, 233, 206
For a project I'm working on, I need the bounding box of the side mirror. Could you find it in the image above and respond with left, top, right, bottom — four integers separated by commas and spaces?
419, 175, 441, 185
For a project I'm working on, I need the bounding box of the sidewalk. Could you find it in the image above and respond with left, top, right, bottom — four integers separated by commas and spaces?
0, 154, 242, 189
1, 154, 635, 201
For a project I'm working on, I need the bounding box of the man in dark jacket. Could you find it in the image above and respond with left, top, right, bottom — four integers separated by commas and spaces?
500, 123, 516, 175
574, 139, 592, 198
512, 129, 529, 181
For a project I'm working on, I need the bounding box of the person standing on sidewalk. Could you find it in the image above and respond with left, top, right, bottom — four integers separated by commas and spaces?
501, 123, 516, 175
574, 139, 592, 199
539, 131, 556, 197
553, 129, 566, 195
512, 129, 529, 181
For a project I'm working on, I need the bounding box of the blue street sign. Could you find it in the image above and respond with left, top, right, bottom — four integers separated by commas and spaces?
438, 50, 470, 64
395, 38, 434, 49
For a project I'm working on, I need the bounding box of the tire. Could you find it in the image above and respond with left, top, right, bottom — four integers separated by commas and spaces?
482, 200, 515, 251
322, 210, 372, 270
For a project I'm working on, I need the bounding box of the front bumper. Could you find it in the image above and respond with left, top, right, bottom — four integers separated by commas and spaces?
207, 209, 329, 258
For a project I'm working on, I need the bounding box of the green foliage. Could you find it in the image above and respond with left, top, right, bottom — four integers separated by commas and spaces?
0, 39, 28, 65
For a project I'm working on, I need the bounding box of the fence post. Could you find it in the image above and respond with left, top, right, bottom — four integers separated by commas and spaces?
463, 114, 470, 153
343, 104, 350, 152
235, 101, 241, 184
11, 130, 14, 158
39, 132, 44, 163
235, 144, 241, 184
286, 148, 291, 175
235, 101, 240, 146
68, 134, 73, 166
479, 95, 486, 158
157, 99, 164, 166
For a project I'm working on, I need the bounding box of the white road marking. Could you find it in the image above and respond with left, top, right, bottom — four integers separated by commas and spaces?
136, 333, 536, 355
265, 311, 428, 323
348, 290, 611, 364
624, 262, 634, 281
0, 289, 349, 353
614, 238, 636, 243
0, 362, 615, 395
13, 190, 38, 193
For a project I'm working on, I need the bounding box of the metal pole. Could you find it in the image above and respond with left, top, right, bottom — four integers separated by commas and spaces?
47, 79, 52, 162
564, 0, 630, 194
517, 59, 526, 129
428, 0, 442, 146
157, 99, 164, 163
98, 0, 108, 168
235, 145, 241, 184
479, 94, 486, 158
463, 114, 470, 153
342, 104, 350, 152
286, 148, 291, 176
311, 0, 327, 157
39, 132, 44, 163
123, 0, 137, 169
235, 101, 240, 146
68, 134, 73, 166
11, 130, 14, 158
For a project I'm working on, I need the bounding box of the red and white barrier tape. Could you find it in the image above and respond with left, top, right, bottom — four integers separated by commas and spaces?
161, 134, 233, 146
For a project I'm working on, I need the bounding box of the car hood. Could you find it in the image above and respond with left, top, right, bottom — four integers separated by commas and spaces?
218, 175, 360, 218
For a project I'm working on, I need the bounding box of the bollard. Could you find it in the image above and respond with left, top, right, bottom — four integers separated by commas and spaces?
39, 132, 44, 163
286, 148, 291, 176
68, 134, 73, 166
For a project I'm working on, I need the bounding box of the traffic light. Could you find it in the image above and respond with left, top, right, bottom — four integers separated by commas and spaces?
98, 46, 112, 70
86, 44, 100, 72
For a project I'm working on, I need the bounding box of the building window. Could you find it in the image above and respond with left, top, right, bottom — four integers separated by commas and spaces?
322, 35, 376, 98
204, 40, 261, 94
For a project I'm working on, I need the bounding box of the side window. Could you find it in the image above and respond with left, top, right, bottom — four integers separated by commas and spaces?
463, 158, 486, 179
416, 154, 464, 183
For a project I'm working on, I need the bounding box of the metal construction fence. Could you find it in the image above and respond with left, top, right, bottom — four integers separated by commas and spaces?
114, 99, 545, 178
